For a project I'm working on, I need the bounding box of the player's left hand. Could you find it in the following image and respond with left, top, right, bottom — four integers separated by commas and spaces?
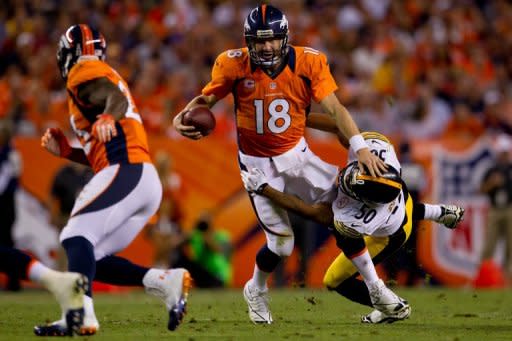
92, 114, 117, 143
41, 127, 72, 158
356, 148, 387, 177
241, 168, 268, 193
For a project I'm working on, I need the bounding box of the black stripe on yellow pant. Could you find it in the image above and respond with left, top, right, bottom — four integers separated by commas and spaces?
323, 191, 413, 288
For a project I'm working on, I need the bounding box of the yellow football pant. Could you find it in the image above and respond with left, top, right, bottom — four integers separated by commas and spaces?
323, 194, 413, 288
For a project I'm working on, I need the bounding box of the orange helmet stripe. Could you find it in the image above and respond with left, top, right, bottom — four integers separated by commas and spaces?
80, 24, 94, 55
261, 4, 267, 24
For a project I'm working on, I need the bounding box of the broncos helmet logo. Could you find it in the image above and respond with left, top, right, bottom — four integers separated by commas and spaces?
279, 15, 288, 30
57, 24, 106, 80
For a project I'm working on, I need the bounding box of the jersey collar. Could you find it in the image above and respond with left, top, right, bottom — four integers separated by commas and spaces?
250, 46, 296, 79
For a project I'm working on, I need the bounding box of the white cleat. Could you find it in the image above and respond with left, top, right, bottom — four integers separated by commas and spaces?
35, 272, 90, 336
436, 205, 465, 229
243, 280, 273, 324
143, 268, 192, 331
361, 305, 411, 324
368, 279, 409, 316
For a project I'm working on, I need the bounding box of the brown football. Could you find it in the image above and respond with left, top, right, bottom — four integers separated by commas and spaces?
182, 107, 216, 136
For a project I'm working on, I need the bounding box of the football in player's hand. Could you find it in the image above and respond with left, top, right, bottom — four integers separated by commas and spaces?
182, 107, 216, 136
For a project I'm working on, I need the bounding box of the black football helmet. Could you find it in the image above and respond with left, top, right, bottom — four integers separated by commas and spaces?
339, 162, 402, 205
57, 24, 106, 79
244, 4, 289, 67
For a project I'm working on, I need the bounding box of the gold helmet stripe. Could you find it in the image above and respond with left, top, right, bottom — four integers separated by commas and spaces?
361, 131, 391, 144
357, 174, 402, 189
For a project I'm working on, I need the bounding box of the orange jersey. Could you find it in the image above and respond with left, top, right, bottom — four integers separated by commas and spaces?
66, 59, 151, 173
202, 46, 338, 157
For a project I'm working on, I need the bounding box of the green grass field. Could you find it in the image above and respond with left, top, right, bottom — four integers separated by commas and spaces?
1, 287, 511, 340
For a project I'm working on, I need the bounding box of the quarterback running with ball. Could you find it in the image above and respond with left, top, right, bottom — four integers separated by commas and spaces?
173, 4, 386, 324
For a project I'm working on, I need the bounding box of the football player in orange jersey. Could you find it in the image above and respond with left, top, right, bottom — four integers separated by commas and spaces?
35, 25, 191, 336
173, 4, 386, 324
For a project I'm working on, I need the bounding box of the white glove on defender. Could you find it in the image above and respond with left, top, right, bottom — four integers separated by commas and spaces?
241, 168, 268, 193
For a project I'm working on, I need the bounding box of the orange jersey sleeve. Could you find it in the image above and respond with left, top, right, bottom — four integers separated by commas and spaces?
294, 46, 338, 102
66, 60, 151, 173
202, 49, 248, 100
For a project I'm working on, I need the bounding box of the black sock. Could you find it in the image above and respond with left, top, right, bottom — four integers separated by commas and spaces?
413, 203, 426, 220
0, 246, 31, 280
331, 277, 372, 307
256, 244, 281, 273
95, 255, 149, 286
62, 236, 95, 297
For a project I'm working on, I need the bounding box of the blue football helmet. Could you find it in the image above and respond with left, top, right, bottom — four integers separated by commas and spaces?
57, 24, 106, 80
244, 4, 289, 67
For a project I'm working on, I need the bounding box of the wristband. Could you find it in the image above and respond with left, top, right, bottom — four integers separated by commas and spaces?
349, 134, 367, 152
256, 183, 268, 194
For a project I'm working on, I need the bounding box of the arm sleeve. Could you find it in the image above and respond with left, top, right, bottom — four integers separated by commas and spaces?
201, 52, 236, 100
307, 52, 339, 103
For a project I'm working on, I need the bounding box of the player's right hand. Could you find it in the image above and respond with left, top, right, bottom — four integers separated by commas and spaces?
41, 128, 72, 158
92, 113, 117, 143
356, 148, 387, 177
241, 168, 268, 194
172, 109, 202, 140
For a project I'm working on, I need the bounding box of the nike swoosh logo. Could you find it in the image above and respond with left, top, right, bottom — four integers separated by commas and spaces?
301, 147, 307, 152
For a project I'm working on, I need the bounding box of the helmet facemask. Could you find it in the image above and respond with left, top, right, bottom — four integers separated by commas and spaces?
339, 162, 365, 202
245, 34, 288, 68
56, 36, 76, 80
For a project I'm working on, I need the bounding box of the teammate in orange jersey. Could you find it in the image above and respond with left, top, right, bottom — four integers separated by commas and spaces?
173, 4, 386, 324
36, 25, 191, 336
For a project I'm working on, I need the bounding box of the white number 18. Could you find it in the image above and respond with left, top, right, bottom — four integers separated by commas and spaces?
253, 99, 291, 134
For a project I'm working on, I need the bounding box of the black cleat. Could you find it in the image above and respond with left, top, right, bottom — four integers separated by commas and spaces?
34, 323, 70, 337
168, 297, 187, 331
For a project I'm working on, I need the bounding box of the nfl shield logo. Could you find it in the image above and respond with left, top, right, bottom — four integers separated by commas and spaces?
244, 79, 255, 88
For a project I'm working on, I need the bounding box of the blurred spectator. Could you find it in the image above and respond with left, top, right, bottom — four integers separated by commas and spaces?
441, 100, 485, 142
401, 82, 451, 140
0, 118, 21, 290
48, 162, 93, 270
146, 150, 184, 269
149, 209, 233, 288
478, 134, 512, 280
185, 213, 232, 288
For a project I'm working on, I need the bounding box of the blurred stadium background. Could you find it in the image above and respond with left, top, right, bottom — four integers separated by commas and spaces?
1, 0, 512, 295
